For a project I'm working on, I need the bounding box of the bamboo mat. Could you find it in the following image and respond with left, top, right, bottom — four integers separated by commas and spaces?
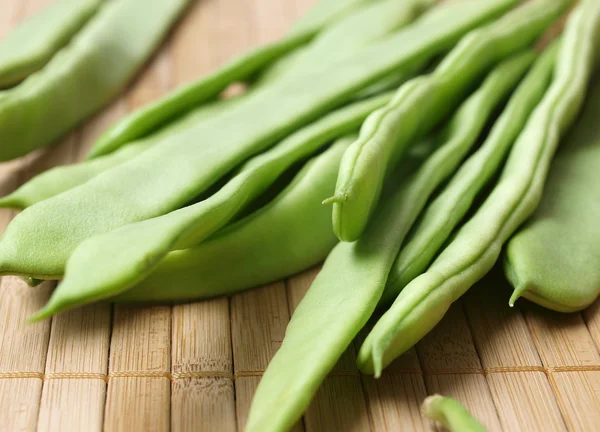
0, 0, 599, 431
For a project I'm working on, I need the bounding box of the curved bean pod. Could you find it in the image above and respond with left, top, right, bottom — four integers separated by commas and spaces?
101, 137, 352, 304
0, 0, 515, 279
505, 72, 600, 312
242, 52, 535, 432
329, 0, 572, 242
421, 395, 486, 432
113, 140, 434, 304
0, 0, 101, 88
380, 41, 558, 306
31, 93, 396, 319
0, 0, 191, 161
357, 0, 600, 376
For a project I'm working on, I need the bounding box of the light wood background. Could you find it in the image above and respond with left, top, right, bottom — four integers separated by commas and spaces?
0, 0, 599, 431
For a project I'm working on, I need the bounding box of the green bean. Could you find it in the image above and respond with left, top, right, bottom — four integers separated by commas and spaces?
328, 0, 572, 242
243, 52, 534, 432
113, 139, 435, 304
0, 97, 238, 210
0, 0, 101, 88
31, 93, 397, 319
505, 72, 600, 313
421, 395, 487, 432
0, 0, 516, 280
259, 0, 432, 85
289, 0, 374, 35
357, 0, 600, 376
0, 0, 191, 161
380, 41, 558, 307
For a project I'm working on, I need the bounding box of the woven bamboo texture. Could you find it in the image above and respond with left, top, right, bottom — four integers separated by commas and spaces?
0, 0, 599, 430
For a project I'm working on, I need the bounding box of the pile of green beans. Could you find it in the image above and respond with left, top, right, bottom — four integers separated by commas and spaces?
379, 40, 559, 306
4, 0, 600, 430
245, 52, 535, 432
0, 0, 429, 211
0, 0, 515, 280
328, 0, 571, 242
358, 0, 600, 376
505, 71, 600, 313
0, 0, 192, 161
32, 92, 397, 319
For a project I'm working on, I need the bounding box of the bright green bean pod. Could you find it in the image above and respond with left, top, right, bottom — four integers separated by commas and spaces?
0, 0, 101, 88
0, 97, 238, 210
0, 0, 191, 161
505, 72, 600, 313
112, 138, 352, 303
421, 395, 487, 432
357, 0, 600, 376
242, 53, 534, 432
31, 93, 397, 319
0, 0, 516, 280
329, 0, 572, 242
289, 0, 374, 35
113, 140, 434, 304
380, 41, 558, 306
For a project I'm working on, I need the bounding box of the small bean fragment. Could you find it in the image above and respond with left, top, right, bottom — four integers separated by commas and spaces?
329, 0, 572, 242
380, 40, 558, 306
357, 0, 600, 376
421, 395, 487, 432
0, 0, 101, 88
505, 71, 600, 312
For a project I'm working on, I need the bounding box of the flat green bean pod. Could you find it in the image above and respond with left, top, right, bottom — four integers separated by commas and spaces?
0, 0, 191, 161
421, 395, 487, 432
0, 0, 516, 280
242, 52, 534, 432
112, 137, 353, 303
31, 93, 396, 319
0, 97, 238, 210
113, 139, 434, 304
0, 0, 101, 88
86, 0, 395, 159
357, 0, 600, 376
329, 0, 572, 242
505, 72, 600, 312
380, 41, 558, 306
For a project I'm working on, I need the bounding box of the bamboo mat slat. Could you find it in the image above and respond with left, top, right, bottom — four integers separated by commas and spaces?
2, 0, 600, 431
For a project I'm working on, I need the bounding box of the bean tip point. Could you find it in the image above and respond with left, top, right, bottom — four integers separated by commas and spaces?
322, 195, 344, 205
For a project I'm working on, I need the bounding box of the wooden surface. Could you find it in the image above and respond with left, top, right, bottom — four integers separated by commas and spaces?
0, 0, 598, 431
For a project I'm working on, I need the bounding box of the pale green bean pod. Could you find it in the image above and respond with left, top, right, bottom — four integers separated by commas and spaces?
380, 41, 559, 306
329, 0, 572, 242
505, 71, 600, 312
0, 0, 101, 88
358, 0, 600, 376
0, 0, 516, 280
0, 0, 191, 161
